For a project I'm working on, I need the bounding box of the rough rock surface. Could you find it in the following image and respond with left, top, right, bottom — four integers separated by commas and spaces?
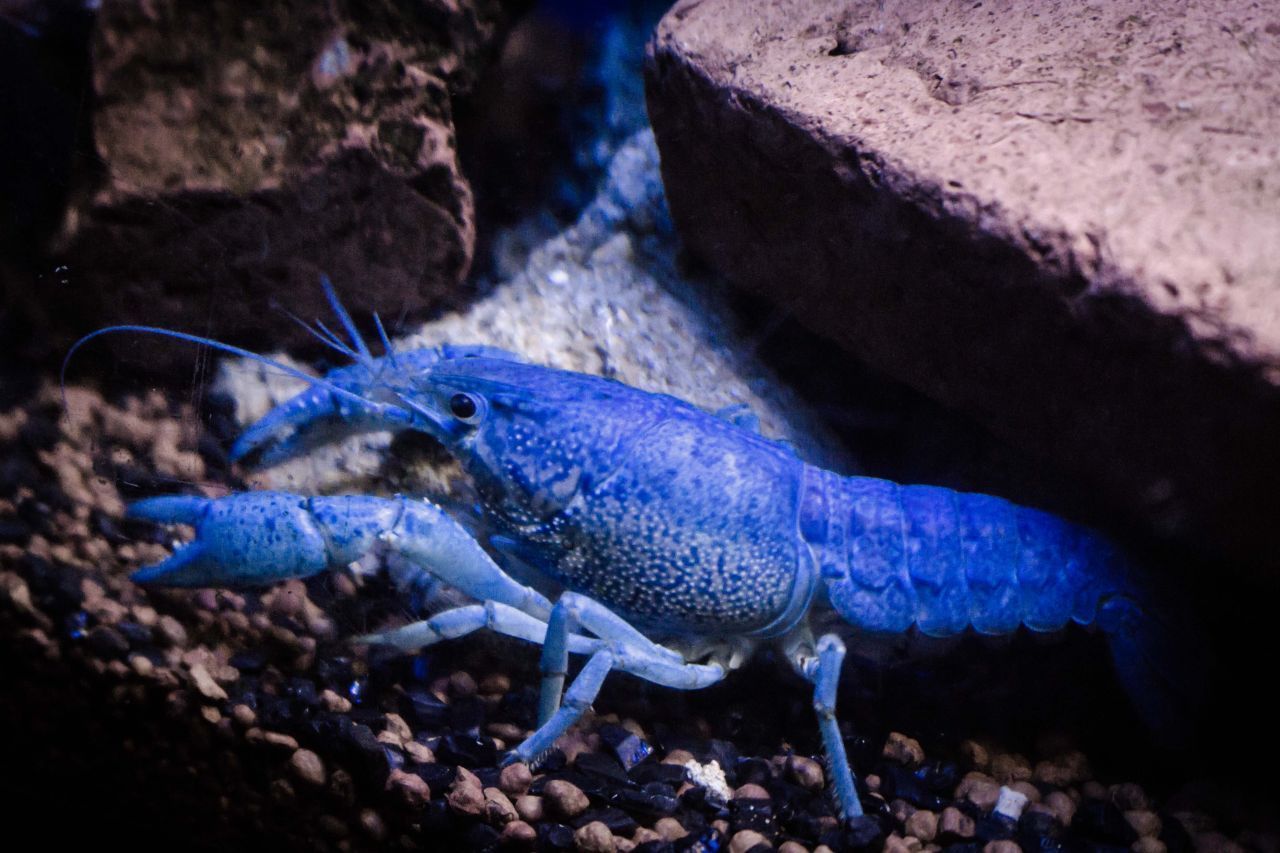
56, 0, 514, 365
645, 0, 1280, 575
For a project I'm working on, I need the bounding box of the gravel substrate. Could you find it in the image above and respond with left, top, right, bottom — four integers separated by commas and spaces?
0, 382, 1274, 852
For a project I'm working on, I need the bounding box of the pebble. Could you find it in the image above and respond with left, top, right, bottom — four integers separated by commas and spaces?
1008, 780, 1040, 804
448, 670, 478, 698
403, 740, 434, 764
1132, 838, 1168, 853
883, 732, 925, 766
905, 809, 938, 841
654, 817, 688, 841
988, 753, 1032, 784
939, 806, 975, 839
883, 835, 919, 853
387, 769, 431, 808
1110, 782, 1150, 811
515, 794, 543, 822
128, 654, 154, 677
1126, 810, 1162, 838
729, 828, 769, 852
956, 772, 1001, 812
544, 779, 590, 818
447, 778, 486, 818
785, 755, 824, 790
478, 672, 511, 694
358, 808, 386, 841
778, 842, 808, 853
188, 663, 228, 701
231, 704, 255, 727
484, 787, 519, 825
734, 783, 770, 801
501, 820, 537, 845
500, 761, 533, 796
632, 828, 662, 846
285, 747, 325, 786
574, 820, 615, 853
982, 841, 1020, 853
662, 749, 695, 766
319, 688, 352, 713
1043, 791, 1076, 826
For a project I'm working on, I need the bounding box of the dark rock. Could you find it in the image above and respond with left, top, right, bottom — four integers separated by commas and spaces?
878, 763, 947, 811
574, 750, 630, 786
0, 514, 32, 545
599, 723, 653, 772
54, 0, 522, 370
608, 785, 679, 818
86, 625, 131, 658
1159, 812, 1195, 853
435, 734, 498, 768
734, 757, 773, 788
916, 759, 961, 793
536, 822, 576, 850
1018, 809, 1064, 843
633, 842, 677, 853
285, 677, 319, 709
974, 812, 1018, 842
573, 807, 637, 837
1073, 798, 1139, 846
447, 695, 488, 731
114, 621, 152, 647
674, 826, 723, 853
729, 797, 775, 836
630, 762, 687, 788
463, 822, 501, 850
228, 650, 268, 674
413, 762, 456, 793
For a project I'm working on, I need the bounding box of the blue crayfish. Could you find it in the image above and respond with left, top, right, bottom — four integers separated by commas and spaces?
67, 282, 1196, 821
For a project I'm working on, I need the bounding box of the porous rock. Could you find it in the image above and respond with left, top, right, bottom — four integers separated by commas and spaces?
58, 0, 516, 366
646, 0, 1280, 575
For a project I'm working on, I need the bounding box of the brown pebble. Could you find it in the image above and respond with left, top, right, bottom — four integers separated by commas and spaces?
883, 732, 925, 766
729, 829, 769, 853
1109, 782, 1149, 811
231, 704, 256, 727
890, 799, 916, 824
1132, 838, 1167, 853
387, 769, 431, 808
988, 753, 1032, 784
982, 841, 1020, 853
455, 766, 484, 789
484, 787, 518, 826
488, 721, 527, 742
956, 772, 1001, 812
1126, 810, 1162, 838
785, 755, 824, 791
1009, 780, 1041, 804
864, 773, 881, 793
290, 749, 326, 787
403, 740, 434, 764
633, 828, 663, 846
545, 779, 590, 818
1082, 780, 1108, 801
447, 778, 485, 818
654, 817, 688, 841
734, 783, 770, 801
259, 730, 299, 751
500, 761, 534, 796
128, 654, 154, 677
319, 688, 352, 714
382, 712, 413, 744
906, 809, 938, 842
939, 806, 975, 838
449, 670, 478, 698
882, 835, 919, 853
663, 749, 695, 766
1043, 791, 1076, 826
479, 672, 511, 695
778, 842, 809, 853
574, 821, 615, 853
317, 815, 348, 838
358, 808, 386, 841
188, 663, 227, 701
502, 820, 538, 846
514, 794, 543, 823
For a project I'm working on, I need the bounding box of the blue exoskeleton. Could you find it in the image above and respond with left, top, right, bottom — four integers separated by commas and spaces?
66, 283, 1196, 822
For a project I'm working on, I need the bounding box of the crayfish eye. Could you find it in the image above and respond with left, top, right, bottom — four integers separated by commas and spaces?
449, 393, 479, 421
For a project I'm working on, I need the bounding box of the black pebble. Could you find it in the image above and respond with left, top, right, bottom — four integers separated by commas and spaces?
435, 733, 498, 768
1159, 813, 1195, 853
608, 785, 678, 817
730, 797, 775, 835
0, 513, 31, 544
633, 842, 676, 853
975, 812, 1018, 842
575, 750, 630, 785
537, 822, 575, 850
414, 762, 456, 791
630, 762, 687, 788
599, 723, 653, 772
229, 649, 268, 673
462, 822, 501, 851
114, 620, 152, 647
734, 757, 773, 787
878, 763, 947, 811
1019, 808, 1064, 842
1073, 798, 1139, 846
86, 624, 130, 658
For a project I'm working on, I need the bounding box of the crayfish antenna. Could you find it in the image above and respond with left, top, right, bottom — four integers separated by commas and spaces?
320, 274, 373, 362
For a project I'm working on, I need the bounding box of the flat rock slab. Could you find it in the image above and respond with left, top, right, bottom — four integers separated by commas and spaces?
55, 0, 511, 366
646, 0, 1280, 575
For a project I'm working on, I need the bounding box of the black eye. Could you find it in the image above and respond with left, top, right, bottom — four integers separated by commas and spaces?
449, 393, 478, 420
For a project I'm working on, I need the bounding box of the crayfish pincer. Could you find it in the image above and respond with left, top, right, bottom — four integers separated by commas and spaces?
65, 282, 1202, 822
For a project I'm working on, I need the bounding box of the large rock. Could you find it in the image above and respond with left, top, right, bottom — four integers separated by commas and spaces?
56, 0, 515, 364
645, 0, 1280, 575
